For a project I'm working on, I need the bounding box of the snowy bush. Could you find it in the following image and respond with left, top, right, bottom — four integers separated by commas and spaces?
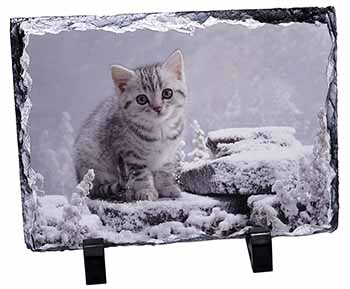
31, 170, 103, 249
248, 195, 290, 235
70, 169, 95, 211
248, 109, 336, 234
57, 205, 88, 247
58, 169, 98, 248
299, 109, 335, 226
187, 120, 210, 162
32, 172, 45, 197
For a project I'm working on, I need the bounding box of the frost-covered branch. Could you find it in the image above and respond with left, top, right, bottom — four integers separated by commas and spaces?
187, 120, 210, 162
248, 109, 336, 234
70, 169, 95, 210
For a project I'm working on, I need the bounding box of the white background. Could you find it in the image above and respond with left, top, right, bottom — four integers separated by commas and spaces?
0, 0, 348, 288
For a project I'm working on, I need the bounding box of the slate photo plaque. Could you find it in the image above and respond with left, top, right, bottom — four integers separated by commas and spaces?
10, 6, 338, 251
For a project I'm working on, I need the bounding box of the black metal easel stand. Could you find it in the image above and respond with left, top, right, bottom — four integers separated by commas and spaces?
82, 228, 272, 284
83, 238, 107, 285
246, 227, 273, 273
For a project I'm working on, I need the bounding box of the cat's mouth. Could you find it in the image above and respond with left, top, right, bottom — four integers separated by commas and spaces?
153, 110, 166, 118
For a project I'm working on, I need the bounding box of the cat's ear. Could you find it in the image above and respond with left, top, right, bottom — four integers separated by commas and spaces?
111, 65, 136, 93
162, 50, 185, 81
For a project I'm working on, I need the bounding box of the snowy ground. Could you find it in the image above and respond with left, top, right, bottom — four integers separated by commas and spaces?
27, 121, 335, 251
33, 192, 248, 250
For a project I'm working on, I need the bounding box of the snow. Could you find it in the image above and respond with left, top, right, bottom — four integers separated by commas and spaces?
27, 121, 335, 250
186, 207, 248, 235
86, 192, 222, 232
247, 110, 336, 235
247, 194, 290, 235
207, 126, 297, 142
33, 194, 103, 249
147, 221, 202, 241
38, 195, 69, 222
206, 126, 301, 158
90, 193, 248, 243
32, 191, 248, 249
180, 126, 307, 196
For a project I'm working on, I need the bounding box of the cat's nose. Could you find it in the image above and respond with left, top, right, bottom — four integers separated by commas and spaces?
152, 106, 162, 113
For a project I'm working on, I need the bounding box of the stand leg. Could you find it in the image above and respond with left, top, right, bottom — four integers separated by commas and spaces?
246, 227, 273, 273
83, 238, 107, 285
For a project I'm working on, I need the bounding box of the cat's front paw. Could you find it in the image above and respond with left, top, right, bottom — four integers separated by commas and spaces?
135, 188, 159, 201
159, 184, 181, 198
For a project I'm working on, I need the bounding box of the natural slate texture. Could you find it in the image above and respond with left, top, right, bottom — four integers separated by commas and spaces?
10, 7, 338, 250
176, 7, 334, 25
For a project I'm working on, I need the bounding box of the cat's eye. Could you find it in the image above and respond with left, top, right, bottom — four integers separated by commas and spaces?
162, 88, 173, 99
136, 94, 149, 105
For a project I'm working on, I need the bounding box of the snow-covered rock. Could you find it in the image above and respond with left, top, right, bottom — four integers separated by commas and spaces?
179, 126, 308, 196
87, 192, 228, 232
32, 192, 248, 249
247, 194, 290, 235
206, 126, 302, 157
87, 192, 248, 244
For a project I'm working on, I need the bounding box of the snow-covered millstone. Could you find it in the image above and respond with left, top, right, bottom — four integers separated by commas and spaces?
87, 193, 220, 231
179, 127, 309, 196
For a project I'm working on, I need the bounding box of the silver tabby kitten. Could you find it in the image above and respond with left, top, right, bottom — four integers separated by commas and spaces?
74, 50, 186, 201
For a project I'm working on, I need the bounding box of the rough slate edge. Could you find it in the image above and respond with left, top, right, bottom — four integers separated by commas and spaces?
9, 6, 338, 252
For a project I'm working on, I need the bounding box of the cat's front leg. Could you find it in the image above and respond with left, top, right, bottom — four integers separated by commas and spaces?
154, 163, 181, 198
129, 165, 159, 201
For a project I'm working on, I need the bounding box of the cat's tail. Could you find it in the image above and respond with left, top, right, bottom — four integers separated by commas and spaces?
117, 155, 129, 189
89, 155, 133, 202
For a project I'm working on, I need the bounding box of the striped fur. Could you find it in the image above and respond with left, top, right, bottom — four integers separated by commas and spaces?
74, 50, 186, 201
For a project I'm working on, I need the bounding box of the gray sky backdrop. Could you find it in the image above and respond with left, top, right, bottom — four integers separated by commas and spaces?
27, 22, 331, 165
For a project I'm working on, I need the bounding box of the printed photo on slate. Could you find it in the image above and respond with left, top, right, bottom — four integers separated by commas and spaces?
10, 7, 338, 251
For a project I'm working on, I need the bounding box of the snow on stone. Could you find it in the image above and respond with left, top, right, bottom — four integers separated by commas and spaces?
180, 126, 308, 196
207, 126, 296, 140
247, 194, 290, 235
180, 149, 301, 195
147, 221, 202, 241
186, 207, 248, 235
206, 126, 299, 156
86, 192, 222, 232
33, 192, 248, 249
